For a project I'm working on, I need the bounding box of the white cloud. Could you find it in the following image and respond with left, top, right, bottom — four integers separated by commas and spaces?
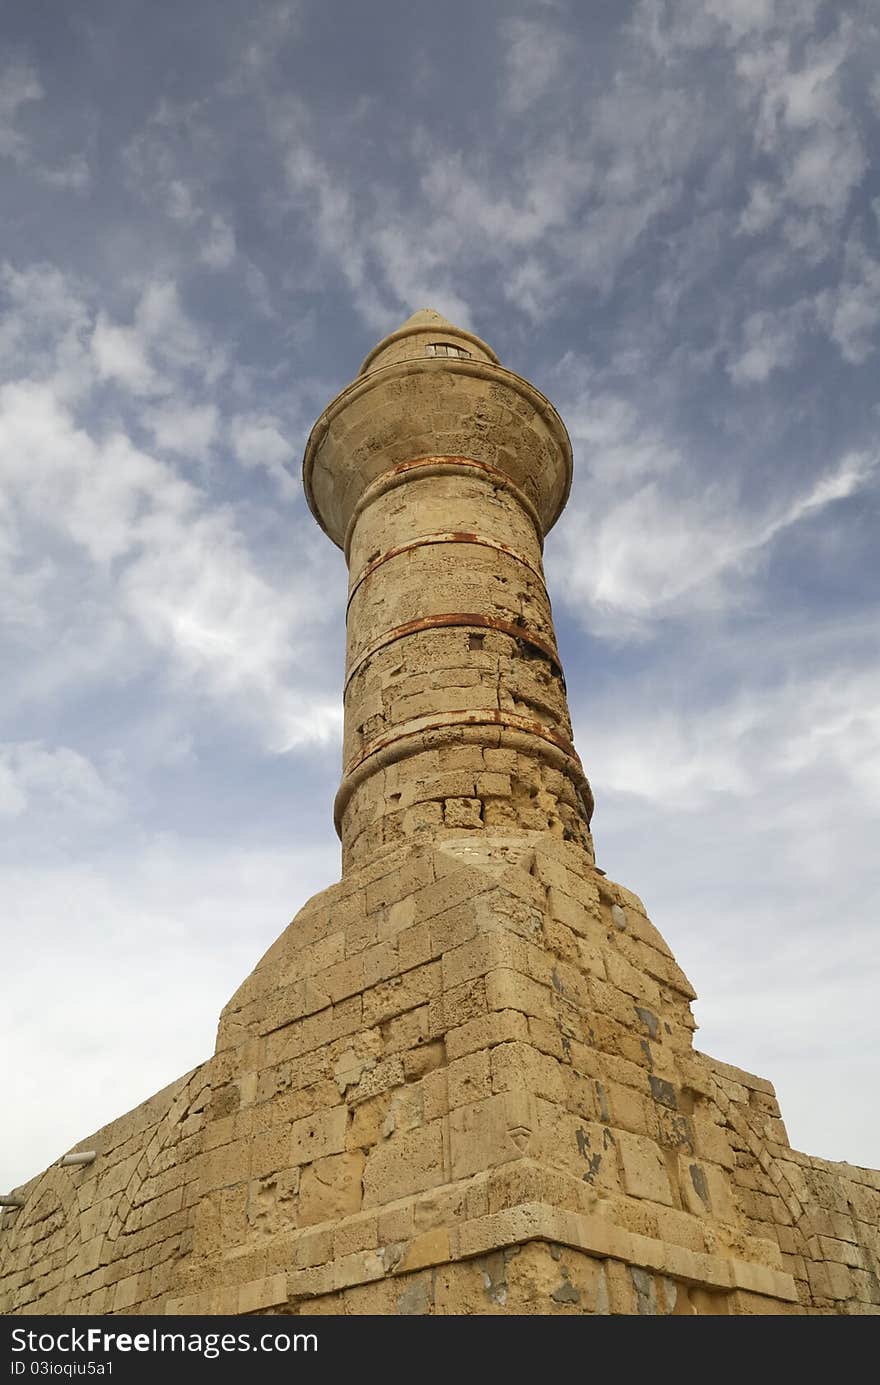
119, 500, 341, 749
0, 62, 91, 188
500, 17, 566, 114
0, 376, 340, 746
550, 386, 876, 630
259, 29, 708, 327
734, 20, 866, 246
0, 261, 94, 401
123, 106, 236, 269
553, 372, 679, 487
91, 280, 228, 398
200, 214, 236, 269
581, 659, 880, 813
0, 525, 54, 632
703, 0, 777, 39
143, 401, 218, 459
368, 222, 473, 328
636, 5, 867, 294
737, 179, 779, 236
727, 301, 812, 383
0, 833, 339, 1190
417, 31, 703, 314
504, 257, 555, 321
784, 124, 865, 216
0, 268, 342, 749
231, 0, 301, 85
818, 237, 880, 365
229, 412, 294, 484
0, 742, 122, 823
0, 62, 42, 163
92, 314, 161, 394
164, 177, 200, 225
134, 281, 213, 374
281, 134, 390, 329
34, 152, 90, 191
418, 142, 586, 253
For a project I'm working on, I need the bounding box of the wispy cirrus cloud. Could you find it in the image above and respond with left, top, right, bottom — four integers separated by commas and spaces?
0, 265, 342, 751
548, 345, 877, 634
0, 60, 90, 188
553, 449, 875, 631
0, 61, 43, 163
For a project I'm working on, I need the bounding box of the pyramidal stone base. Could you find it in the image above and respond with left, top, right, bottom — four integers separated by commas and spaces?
178, 832, 798, 1316
3, 832, 878, 1314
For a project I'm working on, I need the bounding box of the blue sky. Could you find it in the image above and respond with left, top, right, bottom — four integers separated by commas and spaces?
1, 0, 878, 1191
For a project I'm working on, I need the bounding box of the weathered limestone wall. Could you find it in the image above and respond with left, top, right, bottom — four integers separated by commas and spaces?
0, 1068, 210, 1314
700, 1056, 880, 1312
3, 834, 877, 1315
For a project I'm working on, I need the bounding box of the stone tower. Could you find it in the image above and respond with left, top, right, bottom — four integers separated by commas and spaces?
303, 307, 593, 872
2, 312, 878, 1316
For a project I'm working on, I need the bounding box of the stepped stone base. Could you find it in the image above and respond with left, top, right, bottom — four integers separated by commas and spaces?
3, 831, 878, 1315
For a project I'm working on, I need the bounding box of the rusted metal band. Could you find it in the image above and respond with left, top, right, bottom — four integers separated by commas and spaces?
333, 713, 594, 834
346, 532, 547, 616
343, 456, 544, 561
344, 612, 562, 694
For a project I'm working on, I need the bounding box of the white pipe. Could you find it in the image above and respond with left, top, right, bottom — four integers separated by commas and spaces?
59, 1151, 97, 1167
0, 1195, 24, 1207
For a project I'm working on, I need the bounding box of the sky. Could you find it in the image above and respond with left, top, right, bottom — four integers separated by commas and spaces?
1, 0, 879, 1193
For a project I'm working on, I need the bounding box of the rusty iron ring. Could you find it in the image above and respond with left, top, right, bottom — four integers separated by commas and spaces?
333, 712, 594, 835
346, 532, 548, 617
342, 456, 544, 561
343, 612, 563, 695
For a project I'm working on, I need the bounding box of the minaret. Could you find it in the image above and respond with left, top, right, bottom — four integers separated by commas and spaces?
303, 309, 594, 870
6, 312, 844, 1321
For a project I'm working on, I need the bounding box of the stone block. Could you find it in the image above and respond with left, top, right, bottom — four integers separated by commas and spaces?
617, 1133, 674, 1205
485, 967, 553, 1020
362, 1122, 444, 1206
237, 1273, 288, 1314
491, 1041, 565, 1103
445, 1008, 530, 1059
444, 797, 483, 828
362, 961, 442, 1027
447, 1050, 492, 1108
398, 1228, 451, 1274
290, 1107, 348, 1166
202, 1141, 250, 1191
299, 1152, 366, 1227
440, 976, 487, 1030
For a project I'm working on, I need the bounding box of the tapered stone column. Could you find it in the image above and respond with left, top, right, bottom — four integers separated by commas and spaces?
303, 309, 594, 870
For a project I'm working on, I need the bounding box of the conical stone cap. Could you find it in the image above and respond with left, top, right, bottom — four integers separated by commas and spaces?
398, 307, 456, 330
358, 306, 500, 375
